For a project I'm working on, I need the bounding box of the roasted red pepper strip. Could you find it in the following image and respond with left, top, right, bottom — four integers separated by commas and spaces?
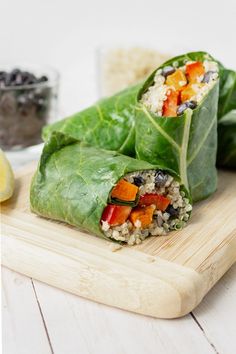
180, 84, 196, 102
111, 179, 138, 202
162, 89, 179, 117
186, 61, 205, 83
139, 193, 170, 211
166, 69, 187, 91
129, 205, 155, 228
101, 204, 131, 226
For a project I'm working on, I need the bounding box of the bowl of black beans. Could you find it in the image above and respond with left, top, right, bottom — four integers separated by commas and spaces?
0, 65, 59, 150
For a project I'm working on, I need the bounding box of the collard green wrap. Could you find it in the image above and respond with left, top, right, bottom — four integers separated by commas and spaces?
43, 53, 219, 202
30, 132, 185, 239
135, 52, 219, 202
43, 84, 141, 156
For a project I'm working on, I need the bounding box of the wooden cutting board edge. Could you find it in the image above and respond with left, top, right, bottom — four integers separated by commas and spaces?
1, 163, 236, 319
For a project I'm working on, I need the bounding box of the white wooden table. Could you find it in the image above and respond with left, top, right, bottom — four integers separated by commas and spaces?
2, 153, 236, 354
2, 263, 236, 354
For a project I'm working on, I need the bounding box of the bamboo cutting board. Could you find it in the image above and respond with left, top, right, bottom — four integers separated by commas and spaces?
1, 164, 236, 319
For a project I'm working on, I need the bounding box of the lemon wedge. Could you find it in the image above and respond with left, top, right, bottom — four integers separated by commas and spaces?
0, 149, 15, 202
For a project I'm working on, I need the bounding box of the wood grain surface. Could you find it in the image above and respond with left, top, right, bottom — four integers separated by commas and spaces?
1, 164, 236, 319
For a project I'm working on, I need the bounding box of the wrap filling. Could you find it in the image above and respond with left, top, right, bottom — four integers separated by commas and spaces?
141, 60, 219, 116
101, 169, 192, 245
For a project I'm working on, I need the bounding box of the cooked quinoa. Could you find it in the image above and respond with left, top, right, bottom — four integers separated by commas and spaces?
140, 60, 219, 116
100, 170, 192, 245
100, 47, 170, 96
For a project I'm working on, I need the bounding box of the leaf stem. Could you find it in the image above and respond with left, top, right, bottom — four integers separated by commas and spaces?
179, 109, 192, 190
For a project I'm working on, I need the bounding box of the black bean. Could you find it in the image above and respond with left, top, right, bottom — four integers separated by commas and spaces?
11, 68, 20, 75
5, 69, 19, 86
202, 71, 216, 84
10, 69, 21, 80
153, 214, 163, 226
26, 74, 37, 85
166, 205, 179, 217
4, 73, 12, 86
133, 176, 144, 187
162, 66, 176, 78
0, 76, 5, 87
21, 72, 36, 85
177, 101, 197, 116
177, 103, 188, 116
186, 100, 197, 109
38, 75, 48, 83
155, 170, 168, 187
20, 72, 29, 83
15, 73, 23, 86
0, 71, 6, 80
0, 69, 49, 87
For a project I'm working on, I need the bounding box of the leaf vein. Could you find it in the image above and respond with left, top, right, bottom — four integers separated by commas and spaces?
141, 107, 181, 151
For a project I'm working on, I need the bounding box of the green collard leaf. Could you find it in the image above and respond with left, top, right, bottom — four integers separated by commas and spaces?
108, 192, 140, 207
42, 84, 141, 156
135, 52, 219, 202
30, 132, 184, 240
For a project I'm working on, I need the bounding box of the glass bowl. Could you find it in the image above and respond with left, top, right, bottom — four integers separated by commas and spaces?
0, 64, 59, 150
